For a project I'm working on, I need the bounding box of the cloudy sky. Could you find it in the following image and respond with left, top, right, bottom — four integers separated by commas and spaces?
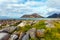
0, 0, 60, 18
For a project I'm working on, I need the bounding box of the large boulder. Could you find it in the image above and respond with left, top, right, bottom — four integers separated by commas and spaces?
2, 26, 17, 33
0, 33, 10, 40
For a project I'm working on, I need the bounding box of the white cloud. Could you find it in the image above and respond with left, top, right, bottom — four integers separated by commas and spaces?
25, 1, 45, 7
0, 0, 60, 18
46, 0, 60, 9
0, 0, 6, 2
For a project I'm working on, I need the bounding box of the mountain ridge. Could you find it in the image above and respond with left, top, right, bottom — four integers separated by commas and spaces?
21, 13, 44, 18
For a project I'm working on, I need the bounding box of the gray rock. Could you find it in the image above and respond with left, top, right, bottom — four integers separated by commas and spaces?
10, 34, 18, 40
22, 33, 29, 40
29, 28, 36, 38
18, 32, 26, 40
0, 33, 10, 40
1, 26, 17, 33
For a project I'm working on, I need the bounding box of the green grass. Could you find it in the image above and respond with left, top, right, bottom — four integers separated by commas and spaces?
33, 20, 46, 29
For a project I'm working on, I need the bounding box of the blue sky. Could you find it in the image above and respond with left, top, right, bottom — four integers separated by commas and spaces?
0, 0, 60, 18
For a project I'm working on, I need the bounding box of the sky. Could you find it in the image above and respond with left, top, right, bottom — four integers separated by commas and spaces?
0, 0, 60, 18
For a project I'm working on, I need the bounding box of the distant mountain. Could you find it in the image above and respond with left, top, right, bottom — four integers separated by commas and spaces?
47, 12, 60, 18
21, 13, 43, 18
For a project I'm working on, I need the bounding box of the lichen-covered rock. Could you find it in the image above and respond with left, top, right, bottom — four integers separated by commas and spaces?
17, 21, 27, 27
29, 28, 36, 38
36, 29, 45, 38
45, 21, 55, 28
